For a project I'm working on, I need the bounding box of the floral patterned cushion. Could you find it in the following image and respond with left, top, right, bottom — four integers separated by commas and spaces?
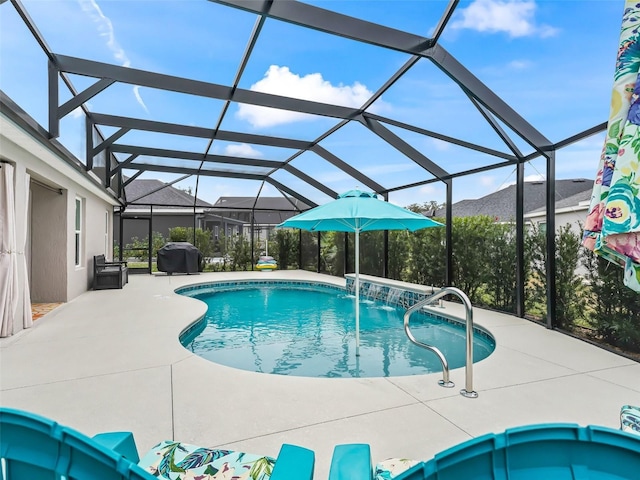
374, 458, 420, 479
621, 405, 640, 436
138, 440, 276, 480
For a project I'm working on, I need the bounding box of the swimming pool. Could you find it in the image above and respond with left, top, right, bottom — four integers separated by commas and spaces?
178, 281, 495, 378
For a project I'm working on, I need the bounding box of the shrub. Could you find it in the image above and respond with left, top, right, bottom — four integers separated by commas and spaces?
228, 234, 251, 271
124, 232, 165, 261
273, 229, 299, 270
583, 250, 640, 352
168, 227, 215, 268
451, 216, 494, 303
388, 231, 409, 280
484, 222, 517, 312
359, 231, 384, 277
406, 219, 446, 287
525, 223, 587, 329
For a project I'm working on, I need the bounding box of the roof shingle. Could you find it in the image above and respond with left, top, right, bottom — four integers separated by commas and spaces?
434, 179, 593, 221
125, 179, 213, 207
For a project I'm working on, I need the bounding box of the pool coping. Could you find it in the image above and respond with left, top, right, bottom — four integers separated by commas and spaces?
175, 279, 495, 353
174, 278, 496, 378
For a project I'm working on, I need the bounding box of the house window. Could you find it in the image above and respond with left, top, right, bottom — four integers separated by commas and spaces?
75, 197, 83, 266
214, 225, 219, 240
538, 222, 547, 235
236, 226, 239, 236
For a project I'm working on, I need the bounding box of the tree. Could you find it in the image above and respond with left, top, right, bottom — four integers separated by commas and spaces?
320, 231, 342, 275
273, 229, 299, 270
388, 231, 409, 280
484, 222, 517, 311
359, 230, 384, 276
583, 250, 640, 351
124, 231, 166, 261
300, 231, 318, 271
525, 223, 587, 329
406, 219, 446, 287
405, 201, 445, 216
451, 216, 494, 303
169, 227, 215, 269
229, 234, 251, 271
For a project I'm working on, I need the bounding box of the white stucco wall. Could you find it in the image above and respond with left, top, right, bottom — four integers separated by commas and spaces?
1, 113, 120, 334
526, 208, 588, 235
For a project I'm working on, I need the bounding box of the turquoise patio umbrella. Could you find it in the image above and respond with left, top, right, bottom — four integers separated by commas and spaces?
278, 189, 443, 356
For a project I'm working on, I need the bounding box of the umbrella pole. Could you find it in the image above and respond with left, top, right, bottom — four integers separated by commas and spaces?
355, 228, 360, 356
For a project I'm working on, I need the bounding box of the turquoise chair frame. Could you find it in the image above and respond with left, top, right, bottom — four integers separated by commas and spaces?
620, 404, 640, 436
328, 424, 640, 480
328, 444, 372, 480
0, 407, 152, 480
0, 407, 314, 480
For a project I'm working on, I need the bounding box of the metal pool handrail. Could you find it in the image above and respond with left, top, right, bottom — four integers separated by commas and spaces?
403, 286, 478, 398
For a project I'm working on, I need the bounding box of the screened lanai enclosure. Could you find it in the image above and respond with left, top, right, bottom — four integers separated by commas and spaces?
2, 0, 629, 335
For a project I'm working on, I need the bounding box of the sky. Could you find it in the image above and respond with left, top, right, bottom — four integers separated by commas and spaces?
0, 0, 626, 207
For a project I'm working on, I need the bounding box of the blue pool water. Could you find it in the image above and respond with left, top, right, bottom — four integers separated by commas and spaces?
180, 283, 495, 378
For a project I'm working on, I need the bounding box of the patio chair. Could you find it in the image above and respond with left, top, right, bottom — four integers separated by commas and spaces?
0, 407, 151, 480
328, 444, 373, 480
93, 254, 128, 290
620, 404, 640, 436
137, 440, 314, 479
329, 424, 640, 480
0, 407, 315, 480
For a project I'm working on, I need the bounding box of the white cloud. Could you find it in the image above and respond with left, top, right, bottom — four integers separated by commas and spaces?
498, 173, 545, 189
237, 65, 380, 128
430, 138, 451, 151
388, 184, 446, 207
480, 175, 497, 187
508, 60, 533, 70
524, 173, 545, 182
70, 107, 85, 119
223, 143, 264, 158
451, 0, 559, 38
419, 184, 440, 196
133, 86, 147, 112
78, 0, 148, 112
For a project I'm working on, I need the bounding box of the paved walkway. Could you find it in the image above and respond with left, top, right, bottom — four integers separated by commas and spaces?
1, 271, 638, 479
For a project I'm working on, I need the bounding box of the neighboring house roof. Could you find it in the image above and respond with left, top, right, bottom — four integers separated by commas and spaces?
434, 179, 594, 221
207, 196, 310, 225
124, 179, 213, 208
201, 213, 245, 226
210, 196, 310, 211
526, 188, 593, 218
251, 211, 303, 225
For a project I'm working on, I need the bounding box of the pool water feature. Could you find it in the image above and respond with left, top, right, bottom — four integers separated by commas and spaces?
178, 282, 495, 378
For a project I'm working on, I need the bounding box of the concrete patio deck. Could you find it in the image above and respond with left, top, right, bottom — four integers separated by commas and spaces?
1, 270, 638, 479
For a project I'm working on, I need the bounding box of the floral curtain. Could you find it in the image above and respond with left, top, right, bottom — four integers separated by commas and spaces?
583, 0, 640, 292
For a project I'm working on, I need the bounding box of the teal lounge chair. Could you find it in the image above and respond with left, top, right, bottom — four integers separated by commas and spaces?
620, 404, 640, 436
0, 407, 314, 480
330, 424, 640, 480
0, 407, 150, 480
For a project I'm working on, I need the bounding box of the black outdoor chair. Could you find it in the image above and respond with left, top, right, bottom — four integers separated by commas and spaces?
93, 254, 128, 290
